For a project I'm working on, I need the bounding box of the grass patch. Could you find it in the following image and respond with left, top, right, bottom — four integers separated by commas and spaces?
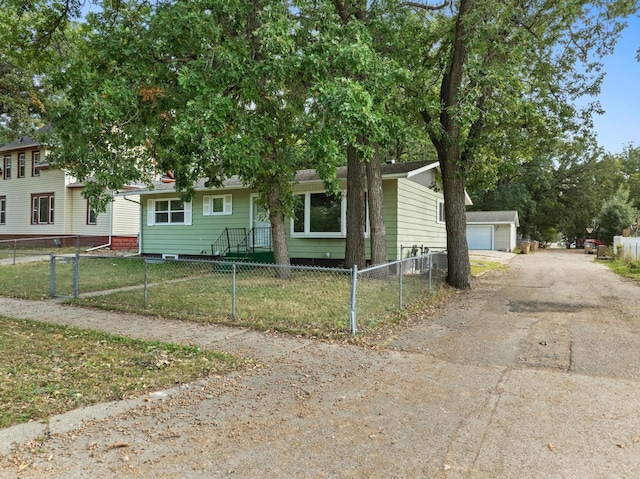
0, 316, 243, 428
2, 257, 447, 338
603, 257, 640, 282
470, 260, 505, 276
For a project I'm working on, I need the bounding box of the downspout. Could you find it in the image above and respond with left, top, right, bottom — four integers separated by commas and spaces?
85, 193, 141, 253
85, 194, 114, 252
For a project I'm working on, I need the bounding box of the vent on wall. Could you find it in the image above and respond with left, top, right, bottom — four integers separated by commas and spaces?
162, 254, 179, 260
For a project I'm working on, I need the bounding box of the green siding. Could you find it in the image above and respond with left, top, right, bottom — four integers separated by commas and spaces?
395, 178, 446, 259
140, 176, 444, 261
141, 189, 254, 256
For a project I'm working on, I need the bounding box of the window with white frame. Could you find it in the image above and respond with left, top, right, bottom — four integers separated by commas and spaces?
86, 200, 97, 225
292, 192, 345, 237
0, 196, 5, 225
3, 156, 11, 179
31, 193, 54, 224
203, 194, 232, 216
147, 198, 192, 225
18, 153, 25, 178
32, 151, 41, 177
437, 199, 445, 223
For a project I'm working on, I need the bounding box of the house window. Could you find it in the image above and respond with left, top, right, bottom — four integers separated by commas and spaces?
437, 199, 445, 224
293, 192, 345, 237
3, 156, 11, 179
146, 198, 192, 225
87, 200, 97, 225
32, 151, 41, 177
203, 194, 232, 216
31, 193, 54, 224
18, 153, 25, 178
0, 196, 5, 225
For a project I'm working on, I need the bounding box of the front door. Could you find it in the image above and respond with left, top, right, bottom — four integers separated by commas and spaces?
250, 194, 271, 248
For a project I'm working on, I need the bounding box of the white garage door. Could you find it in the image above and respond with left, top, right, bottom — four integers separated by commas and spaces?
467, 225, 493, 250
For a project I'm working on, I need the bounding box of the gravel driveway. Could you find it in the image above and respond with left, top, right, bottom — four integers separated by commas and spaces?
1, 249, 640, 478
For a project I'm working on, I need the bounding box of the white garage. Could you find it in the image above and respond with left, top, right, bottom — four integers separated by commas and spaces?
466, 211, 520, 251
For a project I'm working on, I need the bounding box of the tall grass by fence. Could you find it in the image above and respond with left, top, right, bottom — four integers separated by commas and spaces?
613, 236, 640, 261
47, 253, 447, 336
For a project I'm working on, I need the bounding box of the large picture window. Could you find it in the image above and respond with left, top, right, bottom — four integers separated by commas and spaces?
293, 192, 345, 237
147, 198, 192, 226
0, 196, 5, 225
31, 193, 54, 224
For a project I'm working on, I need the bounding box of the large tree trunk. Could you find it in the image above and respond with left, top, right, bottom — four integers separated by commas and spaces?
423, 0, 473, 289
266, 187, 292, 279
366, 145, 387, 266
344, 143, 366, 269
439, 148, 471, 288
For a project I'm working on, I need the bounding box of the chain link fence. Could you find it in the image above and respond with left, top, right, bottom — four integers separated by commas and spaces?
0, 236, 120, 265
49, 252, 448, 336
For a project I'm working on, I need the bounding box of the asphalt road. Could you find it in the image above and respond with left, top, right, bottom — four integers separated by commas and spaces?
1, 248, 640, 478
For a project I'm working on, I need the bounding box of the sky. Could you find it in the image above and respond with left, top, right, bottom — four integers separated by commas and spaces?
590, 15, 640, 155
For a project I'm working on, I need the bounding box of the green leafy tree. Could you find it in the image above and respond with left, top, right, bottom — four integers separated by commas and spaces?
51, 0, 313, 269
396, 0, 637, 288
299, 0, 415, 269
598, 186, 636, 243
0, 0, 84, 142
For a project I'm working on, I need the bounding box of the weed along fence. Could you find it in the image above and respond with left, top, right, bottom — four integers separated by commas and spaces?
48, 252, 447, 336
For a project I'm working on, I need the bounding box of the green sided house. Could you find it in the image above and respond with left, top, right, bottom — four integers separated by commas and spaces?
138, 160, 454, 264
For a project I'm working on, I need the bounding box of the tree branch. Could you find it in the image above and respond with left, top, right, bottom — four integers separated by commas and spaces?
400, 0, 450, 11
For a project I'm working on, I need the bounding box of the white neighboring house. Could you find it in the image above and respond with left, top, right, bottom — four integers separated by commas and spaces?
0, 128, 140, 250
466, 210, 520, 252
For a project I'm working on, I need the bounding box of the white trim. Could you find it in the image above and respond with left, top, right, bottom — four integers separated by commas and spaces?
405, 162, 440, 178
437, 199, 445, 224
203, 194, 232, 216
291, 191, 347, 238
147, 198, 192, 226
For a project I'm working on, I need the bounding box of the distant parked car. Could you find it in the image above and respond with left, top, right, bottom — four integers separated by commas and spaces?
583, 239, 604, 253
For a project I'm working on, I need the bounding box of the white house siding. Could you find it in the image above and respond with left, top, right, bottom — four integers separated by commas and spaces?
67, 188, 109, 236
0, 163, 68, 235
112, 195, 140, 236
394, 178, 446, 259
493, 223, 517, 251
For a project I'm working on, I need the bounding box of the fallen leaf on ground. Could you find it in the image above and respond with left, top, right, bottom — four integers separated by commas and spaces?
106, 442, 131, 451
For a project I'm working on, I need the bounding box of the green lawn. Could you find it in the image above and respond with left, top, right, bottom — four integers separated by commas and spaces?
1, 256, 458, 337
0, 316, 243, 428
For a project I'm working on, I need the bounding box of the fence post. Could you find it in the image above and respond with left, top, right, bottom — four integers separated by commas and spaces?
428, 254, 433, 293
349, 265, 358, 335
73, 252, 79, 299
49, 254, 56, 296
12, 239, 17, 265
399, 259, 403, 310
232, 263, 237, 319
143, 259, 148, 307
